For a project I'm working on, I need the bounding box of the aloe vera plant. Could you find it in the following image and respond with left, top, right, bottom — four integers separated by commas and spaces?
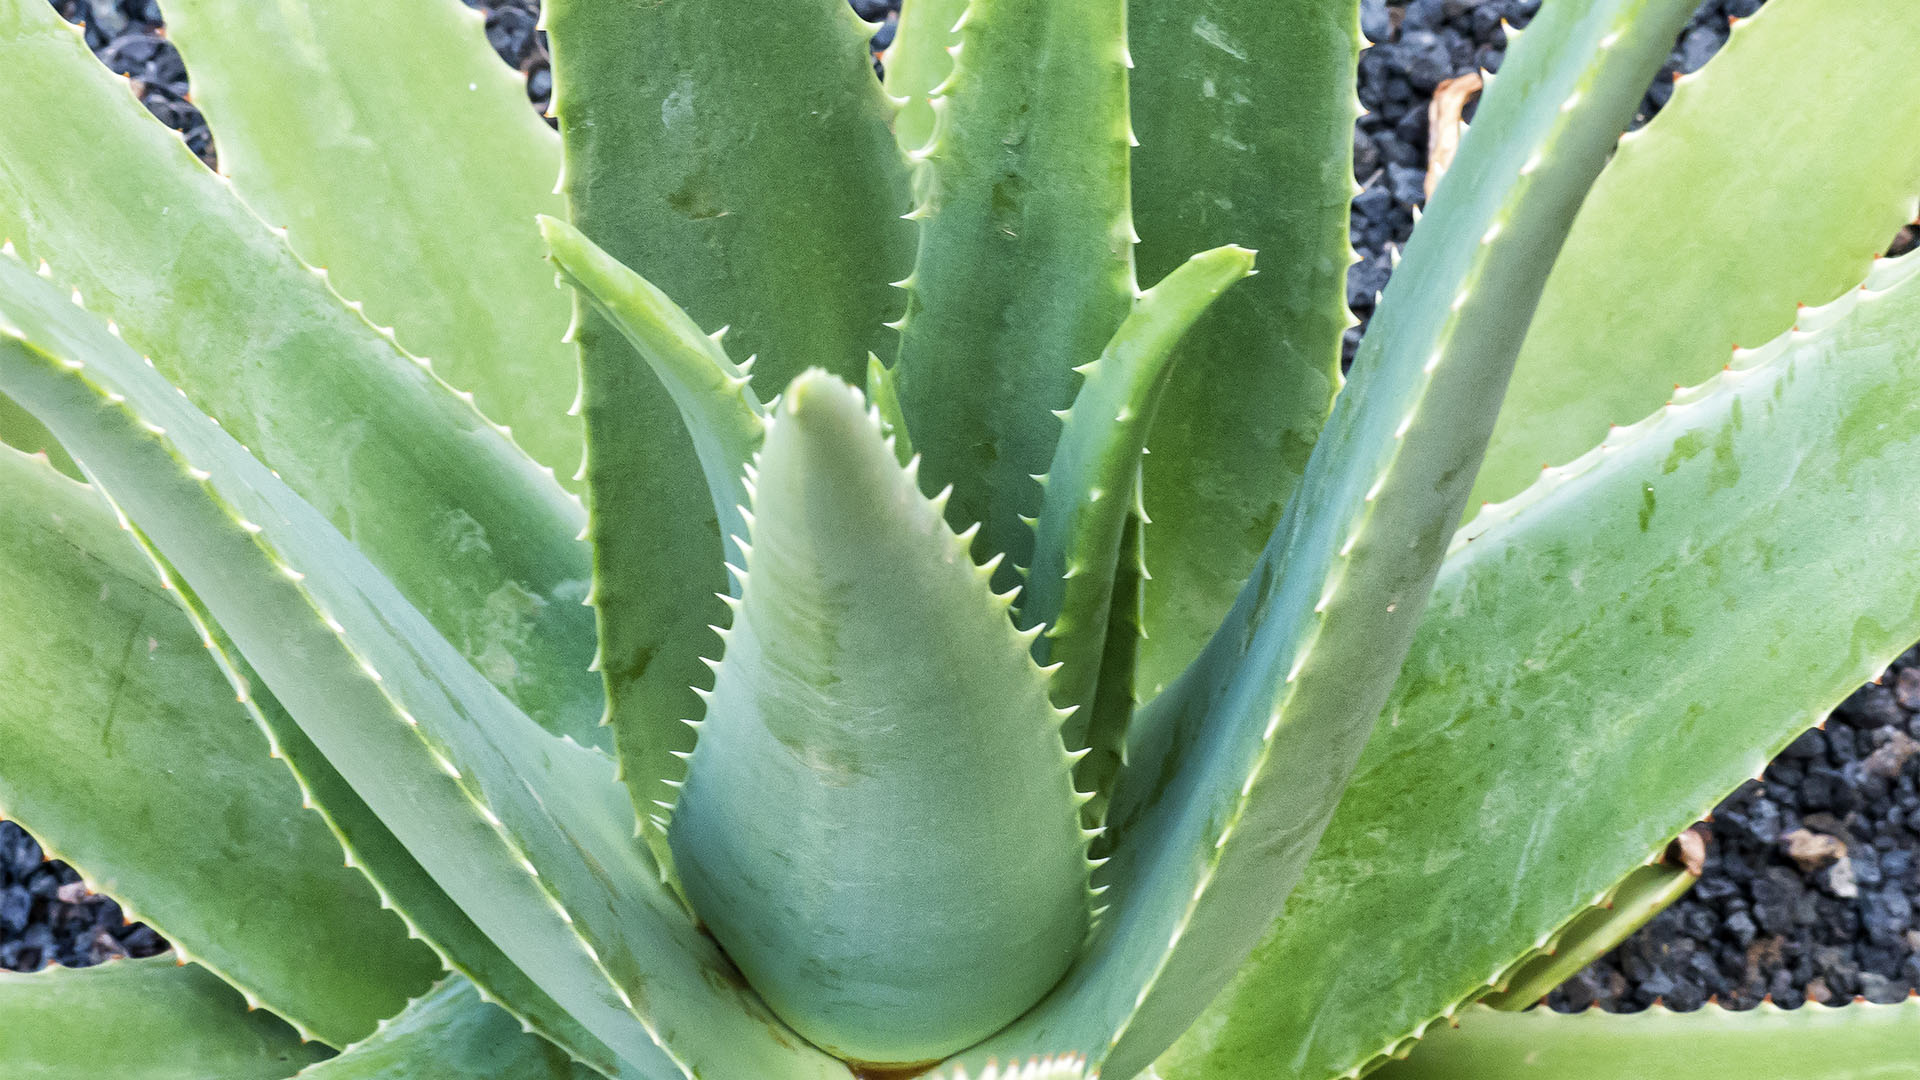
3, 0, 1920, 1076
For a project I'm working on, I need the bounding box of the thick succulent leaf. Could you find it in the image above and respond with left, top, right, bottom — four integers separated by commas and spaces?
159, 0, 581, 485
0, 2, 601, 749
155, 577, 647, 1080
542, 216, 764, 569
959, 4, 1696, 1076
1023, 245, 1257, 806
1127, 0, 1357, 700
300, 977, 596, 1080
669, 372, 1089, 1065
1481, 849, 1699, 1011
1155, 252, 1920, 1080
1471, 0, 1920, 511
882, 0, 968, 153
0, 445, 437, 1044
1377, 1001, 1920, 1080
892, 0, 1136, 587
545, 0, 914, 843
0, 958, 331, 1079
0, 259, 847, 1080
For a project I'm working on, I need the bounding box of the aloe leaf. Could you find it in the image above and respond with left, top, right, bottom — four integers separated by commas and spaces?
0, 2, 601, 749
1481, 844, 1700, 1011
0, 445, 438, 1045
1377, 1001, 1920, 1080
0, 259, 846, 1080
544, 0, 914, 844
0, 958, 332, 1079
668, 372, 1090, 1065
300, 977, 597, 1080
1022, 245, 1257, 804
1127, 0, 1357, 701
0, 392, 72, 472
541, 215, 766, 874
155, 576, 646, 1080
955, 5, 1695, 1076
159, 0, 580, 485
1471, 0, 1920, 511
892, 0, 1136, 587
541, 215, 765, 571
882, 0, 968, 153
1155, 250, 1920, 1080
866, 355, 916, 466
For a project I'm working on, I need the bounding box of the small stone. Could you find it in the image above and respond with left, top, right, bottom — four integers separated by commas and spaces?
1865, 731, 1920, 779
1824, 857, 1861, 900
1781, 828, 1847, 872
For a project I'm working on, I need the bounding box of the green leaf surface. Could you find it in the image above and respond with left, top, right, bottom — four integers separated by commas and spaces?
159, 0, 581, 486
882, 0, 968, 153
0, 391, 72, 472
1481, 848, 1699, 1011
892, 0, 1136, 587
669, 372, 1090, 1066
154, 575, 646, 1080
301, 978, 597, 1080
1022, 245, 1256, 808
542, 214, 765, 580
1127, 0, 1356, 701
0, 257, 845, 1080
0, 2, 602, 749
1157, 248, 1920, 1080
1377, 1001, 1920, 1080
983, 5, 1695, 1077
545, 0, 913, 848
0, 445, 437, 1045
0, 959, 331, 1080
866, 353, 916, 466
1471, 0, 1920, 512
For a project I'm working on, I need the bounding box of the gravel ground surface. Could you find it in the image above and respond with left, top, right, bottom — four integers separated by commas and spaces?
14, 0, 1920, 1021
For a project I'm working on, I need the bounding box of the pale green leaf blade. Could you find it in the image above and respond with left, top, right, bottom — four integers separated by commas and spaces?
892, 0, 1136, 585
670, 372, 1089, 1065
1022, 245, 1257, 807
0, 259, 845, 1080
301, 977, 597, 1080
1157, 250, 1920, 1080
1480, 845, 1700, 1011
0, 2, 601, 748
866, 353, 916, 466
545, 0, 913, 840
1377, 1001, 1920, 1080
882, 0, 968, 153
157, 576, 649, 1080
160, 0, 580, 484
0, 392, 71, 472
0, 446, 437, 1045
1471, 0, 1920, 511
541, 215, 764, 570
1128, 0, 1356, 701
0, 959, 331, 1080
960, 5, 1695, 1076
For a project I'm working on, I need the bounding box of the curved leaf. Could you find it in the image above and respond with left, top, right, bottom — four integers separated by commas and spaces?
160, 0, 581, 484
670, 372, 1089, 1065
0, 445, 437, 1044
545, 0, 914, 836
0, 256, 844, 1080
1128, 0, 1356, 701
1158, 247, 1920, 1080
0, 958, 330, 1079
892, 0, 1136, 587
1022, 245, 1257, 809
0, 2, 601, 748
968, 3, 1696, 1075
1471, 0, 1920, 511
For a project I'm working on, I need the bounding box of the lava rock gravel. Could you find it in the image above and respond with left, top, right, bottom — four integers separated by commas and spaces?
14, 0, 1919, 1022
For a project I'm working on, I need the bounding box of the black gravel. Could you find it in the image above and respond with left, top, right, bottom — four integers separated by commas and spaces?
18, 0, 1920, 1020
